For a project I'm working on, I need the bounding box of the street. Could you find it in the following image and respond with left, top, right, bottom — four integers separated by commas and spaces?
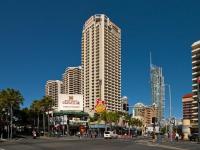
0, 137, 200, 150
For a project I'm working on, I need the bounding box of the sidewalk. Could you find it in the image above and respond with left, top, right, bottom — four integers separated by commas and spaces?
136, 137, 200, 150
0, 135, 80, 145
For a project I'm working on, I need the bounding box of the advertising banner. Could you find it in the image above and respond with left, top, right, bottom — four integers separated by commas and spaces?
58, 94, 83, 111
94, 99, 106, 113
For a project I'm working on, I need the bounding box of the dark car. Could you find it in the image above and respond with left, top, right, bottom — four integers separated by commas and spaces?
189, 133, 199, 142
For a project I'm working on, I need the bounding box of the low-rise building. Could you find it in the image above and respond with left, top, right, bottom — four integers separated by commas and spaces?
182, 93, 193, 121
132, 102, 158, 126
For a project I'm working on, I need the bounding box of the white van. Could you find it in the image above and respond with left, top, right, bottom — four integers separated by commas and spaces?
104, 131, 118, 139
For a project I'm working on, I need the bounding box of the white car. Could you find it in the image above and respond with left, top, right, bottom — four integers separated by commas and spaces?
104, 131, 118, 139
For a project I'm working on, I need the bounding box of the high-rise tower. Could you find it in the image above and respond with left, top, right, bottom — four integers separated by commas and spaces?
81, 14, 121, 113
62, 66, 82, 94
150, 55, 165, 121
45, 80, 63, 108
191, 40, 200, 127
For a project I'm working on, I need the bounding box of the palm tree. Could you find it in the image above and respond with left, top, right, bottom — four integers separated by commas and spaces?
111, 112, 120, 127
123, 114, 131, 135
100, 111, 120, 131
0, 88, 24, 139
30, 100, 42, 130
40, 96, 53, 133
0, 88, 24, 109
100, 111, 108, 131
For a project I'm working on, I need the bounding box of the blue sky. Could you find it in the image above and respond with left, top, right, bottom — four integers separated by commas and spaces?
0, 0, 200, 119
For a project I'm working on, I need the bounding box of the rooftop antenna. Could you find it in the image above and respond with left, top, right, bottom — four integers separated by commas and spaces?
150, 51, 153, 69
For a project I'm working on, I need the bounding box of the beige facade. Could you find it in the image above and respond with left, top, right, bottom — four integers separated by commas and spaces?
62, 66, 82, 94
191, 40, 200, 126
182, 93, 193, 121
133, 103, 158, 126
81, 14, 121, 113
45, 80, 63, 108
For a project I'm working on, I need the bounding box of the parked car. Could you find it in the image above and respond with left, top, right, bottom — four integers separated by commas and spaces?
104, 131, 118, 139
188, 133, 199, 142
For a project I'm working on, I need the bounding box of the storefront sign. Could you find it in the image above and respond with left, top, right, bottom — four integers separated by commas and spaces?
58, 94, 83, 111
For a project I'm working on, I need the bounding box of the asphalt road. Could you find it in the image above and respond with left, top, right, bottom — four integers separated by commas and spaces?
0, 137, 200, 150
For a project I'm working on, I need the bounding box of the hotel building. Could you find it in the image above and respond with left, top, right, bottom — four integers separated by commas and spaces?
45, 80, 63, 108
62, 66, 82, 94
81, 14, 121, 113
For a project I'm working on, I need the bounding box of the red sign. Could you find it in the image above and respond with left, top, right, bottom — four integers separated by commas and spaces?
94, 99, 106, 113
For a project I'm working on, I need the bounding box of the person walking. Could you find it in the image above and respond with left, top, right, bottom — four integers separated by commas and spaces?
152, 132, 156, 143
32, 130, 37, 139
175, 132, 179, 142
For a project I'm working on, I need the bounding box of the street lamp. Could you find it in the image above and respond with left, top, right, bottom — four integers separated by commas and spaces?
41, 106, 45, 135
165, 84, 173, 142
10, 103, 13, 140
60, 110, 64, 136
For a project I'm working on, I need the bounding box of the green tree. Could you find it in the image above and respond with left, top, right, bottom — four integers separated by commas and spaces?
40, 96, 53, 133
0, 88, 24, 109
100, 111, 120, 131
0, 88, 24, 138
30, 100, 42, 130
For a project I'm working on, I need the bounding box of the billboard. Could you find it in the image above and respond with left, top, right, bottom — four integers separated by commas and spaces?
58, 94, 83, 111
95, 99, 106, 113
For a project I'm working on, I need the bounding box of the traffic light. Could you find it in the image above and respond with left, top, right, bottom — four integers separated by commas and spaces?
152, 117, 157, 124
126, 104, 129, 111
123, 104, 129, 111
123, 104, 126, 111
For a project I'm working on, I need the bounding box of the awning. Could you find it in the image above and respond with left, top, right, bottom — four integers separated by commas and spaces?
53, 111, 89, 116
89, 124, 106, 128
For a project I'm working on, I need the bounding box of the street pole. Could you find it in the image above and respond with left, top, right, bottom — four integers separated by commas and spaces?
10, 103, 13, 140
62, 113, 64, 136
7, 109, 9, 140
47, 110, 50, 135
37, 112, 39, 132
43, 111, 45, 135
168, 84, 173, 142
66, 115, 69, 136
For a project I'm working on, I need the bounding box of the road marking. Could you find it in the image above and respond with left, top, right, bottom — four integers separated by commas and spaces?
0, 148, 5, 150
146, 143, 188, 150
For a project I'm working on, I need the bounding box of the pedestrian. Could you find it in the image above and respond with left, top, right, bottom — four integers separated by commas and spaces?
32, 130, 37, 139
175, 132, 179, 142
152, 132, 156, 143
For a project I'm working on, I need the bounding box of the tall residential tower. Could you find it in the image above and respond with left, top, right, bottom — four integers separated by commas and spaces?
81, 14, 121, 113
62, 66, 82, 94
45, 80, 63, 108
191, 40, 200, 127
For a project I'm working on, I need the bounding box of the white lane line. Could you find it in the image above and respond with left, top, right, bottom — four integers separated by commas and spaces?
0, 148, 5, 150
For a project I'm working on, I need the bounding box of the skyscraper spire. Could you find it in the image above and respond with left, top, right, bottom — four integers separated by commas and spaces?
150, 51, 152, 69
